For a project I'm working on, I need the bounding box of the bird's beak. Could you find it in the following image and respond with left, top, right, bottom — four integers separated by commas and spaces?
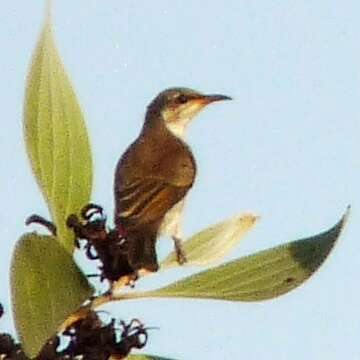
202, 94, 233, 104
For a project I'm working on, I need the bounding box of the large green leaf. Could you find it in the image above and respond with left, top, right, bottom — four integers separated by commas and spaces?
125, 207, 349, 302
161, 213, 259, 268
128, 356, 178, 360
11, 233, 93, 358
24, 19, 92, 252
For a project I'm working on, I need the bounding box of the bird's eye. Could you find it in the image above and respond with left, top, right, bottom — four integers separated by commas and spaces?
176, 95, 188, 104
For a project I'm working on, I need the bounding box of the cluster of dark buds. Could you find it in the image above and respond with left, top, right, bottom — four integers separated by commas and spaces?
1, 303, 149, 360
38, 310, 149, 360
0, 302, 29, 359
66, 203, 136, 285
26, 203, 136, 288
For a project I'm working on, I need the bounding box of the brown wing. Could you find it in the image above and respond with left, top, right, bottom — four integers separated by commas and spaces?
114, 127, 196, 231
115, 176, 191, 230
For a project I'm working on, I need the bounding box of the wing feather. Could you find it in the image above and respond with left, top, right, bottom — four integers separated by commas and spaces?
117, 177, 189, 226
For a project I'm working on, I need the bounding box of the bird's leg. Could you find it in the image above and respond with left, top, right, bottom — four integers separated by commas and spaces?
172, 236, 187, 264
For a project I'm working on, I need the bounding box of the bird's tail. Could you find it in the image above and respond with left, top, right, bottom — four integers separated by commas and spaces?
125, 230, 159, 273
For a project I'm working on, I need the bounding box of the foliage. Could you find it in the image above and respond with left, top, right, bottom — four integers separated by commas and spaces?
11, 234, 92, 357
24, 20, 92, 253
5, 10, 349, 360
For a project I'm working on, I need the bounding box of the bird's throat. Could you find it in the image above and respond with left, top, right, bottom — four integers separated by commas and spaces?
165, 117, 191, 139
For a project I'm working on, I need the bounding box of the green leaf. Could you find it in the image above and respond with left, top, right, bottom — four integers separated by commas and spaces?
161, 213, 259, 268
128, 356, 178, 360
11, 233, 93, 358
126, 207, 349, 302
24, 19, 92, 252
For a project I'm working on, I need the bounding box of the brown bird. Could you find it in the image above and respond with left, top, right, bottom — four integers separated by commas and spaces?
114, 87, 231, 274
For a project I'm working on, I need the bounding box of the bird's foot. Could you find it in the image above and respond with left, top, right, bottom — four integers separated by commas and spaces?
172, 236, 187, 265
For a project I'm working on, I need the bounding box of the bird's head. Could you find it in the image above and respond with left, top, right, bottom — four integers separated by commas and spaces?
145, 87, 232, 138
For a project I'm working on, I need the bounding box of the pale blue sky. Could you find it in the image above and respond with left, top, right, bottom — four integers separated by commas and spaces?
1, 1, 359, 359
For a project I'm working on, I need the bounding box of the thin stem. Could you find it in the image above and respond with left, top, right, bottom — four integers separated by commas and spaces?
25, 214, 57, 236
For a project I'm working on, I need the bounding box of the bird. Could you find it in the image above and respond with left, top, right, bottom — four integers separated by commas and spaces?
114, 87, 231, 275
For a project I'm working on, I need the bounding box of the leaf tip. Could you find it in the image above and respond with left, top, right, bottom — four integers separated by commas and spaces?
345, 204, 351, 216
232, 212, 260, 229
339, 205, 351, 232
45, 0, 53, 26
240, 212, 261, 223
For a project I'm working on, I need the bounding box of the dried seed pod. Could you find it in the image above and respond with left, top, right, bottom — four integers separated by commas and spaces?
0, 303, 29, 360
58, 310, 149, 359
1, 300, 150, 359
36, 336, 60, 360
67, 203, 136, 285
